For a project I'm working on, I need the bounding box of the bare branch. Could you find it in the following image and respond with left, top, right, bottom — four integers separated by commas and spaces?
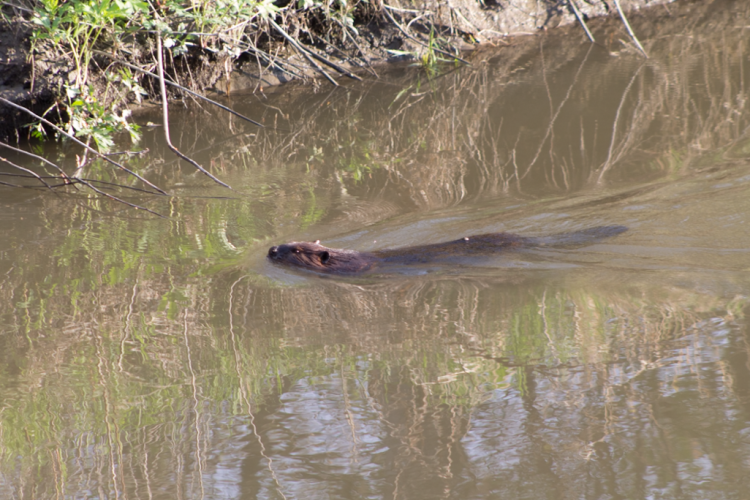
0, 97, 167, 195
0, 140, 70, 180
267, 18, 339, 86
93, 50, 264, 127
613, 0, 648, 58
568, 0, 595, 43
156, 34, 232, 190
0, 155, 52, 188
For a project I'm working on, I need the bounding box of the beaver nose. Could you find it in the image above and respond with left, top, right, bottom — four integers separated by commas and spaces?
268, 246, 279, 259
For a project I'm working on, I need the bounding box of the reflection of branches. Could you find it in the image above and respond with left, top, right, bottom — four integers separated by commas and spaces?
229, 274, 290, 500
595, 63, 645, 184
524, 43, 594, 182
134, 16, 750, 220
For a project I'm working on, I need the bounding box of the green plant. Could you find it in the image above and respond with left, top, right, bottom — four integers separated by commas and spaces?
31, 0, 148, 87
65, 84, 141, 151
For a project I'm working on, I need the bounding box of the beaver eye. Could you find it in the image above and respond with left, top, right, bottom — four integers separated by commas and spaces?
320, 251, 330, 264
294, 248, 300, 254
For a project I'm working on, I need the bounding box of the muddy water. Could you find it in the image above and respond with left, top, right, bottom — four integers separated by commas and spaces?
2, 1, 750, 498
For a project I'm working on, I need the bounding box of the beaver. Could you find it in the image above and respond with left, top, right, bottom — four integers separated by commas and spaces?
267, 225, 627, 275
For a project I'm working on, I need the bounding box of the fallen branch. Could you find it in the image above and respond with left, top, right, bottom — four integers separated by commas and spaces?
0, 148, 165, 216
0, 97, 167, 195
297, 32, 363, 81
78, 178, 166, 217
156, 34, 232, 189
0, 154, 52, 188
224, 40, 307, 81
0, 140, 71, 180
0, 171, 167, 195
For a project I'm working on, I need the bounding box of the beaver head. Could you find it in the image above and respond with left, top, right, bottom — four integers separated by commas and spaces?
267, 240, 374, 274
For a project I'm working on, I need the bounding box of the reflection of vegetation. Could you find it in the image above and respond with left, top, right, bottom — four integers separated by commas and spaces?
156, 2, 749, 227
2, 259, 746, 495
3, 3, 750, 497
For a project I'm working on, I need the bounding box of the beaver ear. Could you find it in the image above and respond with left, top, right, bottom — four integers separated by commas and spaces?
319, 251, 330, 264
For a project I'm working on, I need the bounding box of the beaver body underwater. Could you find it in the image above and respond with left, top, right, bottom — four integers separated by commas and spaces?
267, 225, 627, 275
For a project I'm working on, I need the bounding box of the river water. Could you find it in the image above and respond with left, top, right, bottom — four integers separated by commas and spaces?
2, 1, 750, 498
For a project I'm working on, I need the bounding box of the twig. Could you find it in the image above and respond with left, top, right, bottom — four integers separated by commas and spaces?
267, 18, 339, 86
383, 4, 428, 15
612, 0, 648, 58
300, 33, 363, 81
568, 0, 595, 43
221, 39, 307, 81
0, 141, 70, 180
309, 32, 371, 78
0, 180, 24, 188
156, 34, 232, 189
0, 162, 165, 216
382, 9, 471, 66
0, 171, 164, 194
93, 50, 263, 128
0, 97, 167, 195
0, 155, 52, 188
101, 149, 148, 157
2, 2, 34, 14
79, 178, 166, 217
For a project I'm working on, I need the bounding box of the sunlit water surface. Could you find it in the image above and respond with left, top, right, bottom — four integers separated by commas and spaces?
2, 1, 750, 498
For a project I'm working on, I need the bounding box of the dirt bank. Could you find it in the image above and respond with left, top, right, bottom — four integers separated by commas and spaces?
1, 0, 673, 141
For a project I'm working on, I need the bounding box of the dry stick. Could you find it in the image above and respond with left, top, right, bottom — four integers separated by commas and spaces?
308, 32, 366, 73
222, 40, 306, 80
93, 51, 263, 128
339, 27, 379, 78
0, 140, 70, 179
0, 171, 167, 194
0, 156, 164, 216
6, 140, 154, 193
0, 180, 24, 187
81, 178, 166, 217
382, 9, 471, 66
597, 63, 645, 183
75, 176, 168, 195
300, 35, 363, 81
0, 155, 52, 188
568, 0, 595, 43
266, 18, 338, 86
155, 35, 231, 190
612, 0, 648, 58
0, 97, 167, 195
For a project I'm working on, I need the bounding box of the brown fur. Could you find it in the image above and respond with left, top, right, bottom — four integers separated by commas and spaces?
267, 225, 627, 275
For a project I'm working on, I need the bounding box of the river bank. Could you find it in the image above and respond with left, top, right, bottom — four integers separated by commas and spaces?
0, 0, 674, 143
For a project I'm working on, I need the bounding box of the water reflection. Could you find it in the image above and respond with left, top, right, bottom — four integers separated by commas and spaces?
2, 0, 750, 498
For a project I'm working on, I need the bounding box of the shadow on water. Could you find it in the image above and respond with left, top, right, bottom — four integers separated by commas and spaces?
2, 0, 750, 498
